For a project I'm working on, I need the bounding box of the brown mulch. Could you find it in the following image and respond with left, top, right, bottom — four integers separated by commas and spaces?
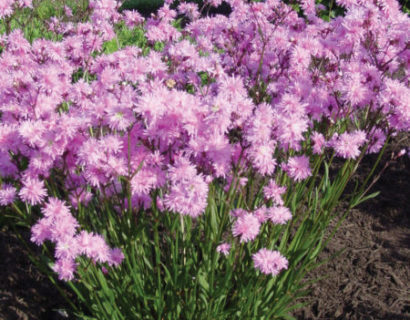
0, 146, 409, 319
296, 145, 410, 319
0, 230, 69, 320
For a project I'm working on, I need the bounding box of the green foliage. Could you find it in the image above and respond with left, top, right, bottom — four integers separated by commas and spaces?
0, 0, 90, 41
102, 23, 147, 54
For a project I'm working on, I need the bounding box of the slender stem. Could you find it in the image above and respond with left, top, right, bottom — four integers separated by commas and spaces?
357, 136, 390, 197
153, 207, 162, 319
180, 214, 186, 265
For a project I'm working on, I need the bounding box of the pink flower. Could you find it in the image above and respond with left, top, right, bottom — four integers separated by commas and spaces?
216, 243, 231, 256
232, 213, 261, 243
267, 206, 292, 225
64, 5, 73, 17
367, 129, 386, 154
90, 234, 112, 263
55, 237, 79, 260
284, 156, 311, 182
0, 184, 16, 205
331, 130, 367, 159
178, 3, 200, 20
245, 103, 273, 145
131, 167, 164, 195
263, 180, 286, 206
53, 258, 77, 281
252, 249, 288, 276
164, 173, 209, 218
253, 206, 268, 223
207, 0, 222, 7
76, 230, 95, 255
311, 132, 325, 155
300, 0, 315, 16
276, 116, 308, 152
108, 248, 124, 267
76, 231, 111, 263
30, 217, 53, 245
0, 0, 14, 18
18, 120, 45, 148
248, 141, 277, 176
123, 10, 144, 28
19, 177, 47, 205
41, 197, 71, 218
165, 159, 209, 218
336, 0, 357, 8
50, 214, 79, 241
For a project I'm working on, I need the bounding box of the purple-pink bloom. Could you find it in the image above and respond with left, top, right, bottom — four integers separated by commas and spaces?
207, 0, 222, 6
284, 156, 311, 182
252, 249, 288, 276
76, 231, 111, 263
19, 177, 47, 205
253, 206, 269, 223
263, 180, 286, 206
248, 141, 277, 176
164, 159, 209, 218
41, 197, 71, 218
53, 258, 77, 281
30, 217, 53, 245
123, 10, 144, 28
216, 243, 231, 256
367, 128, 386, 154
331, 130, 367, 159
50, 213, 79, 241
55, 237, 79, 260
311, 132, 325, 155
108, 248, 125, 267
232, 213, 261, 243
0, 184, 16, 205
267, 206, 292, 225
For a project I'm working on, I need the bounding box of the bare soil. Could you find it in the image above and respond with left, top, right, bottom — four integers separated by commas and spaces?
0, 231, 69, 320
296, 143, 410, 319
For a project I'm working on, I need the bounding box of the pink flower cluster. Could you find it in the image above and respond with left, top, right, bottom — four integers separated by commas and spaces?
0, 0, 408, 280
231, 205, 292, 243
31, 198, 123, 280
253, 249, 288, 276
0, 0, 32, 19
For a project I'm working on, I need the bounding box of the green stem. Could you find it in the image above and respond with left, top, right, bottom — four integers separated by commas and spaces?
153, 207, 163, 319
180, 214, 186, 265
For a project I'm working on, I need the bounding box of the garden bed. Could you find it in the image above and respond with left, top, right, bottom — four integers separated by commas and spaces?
1, 150, 409, 320
0, 0, 409, 319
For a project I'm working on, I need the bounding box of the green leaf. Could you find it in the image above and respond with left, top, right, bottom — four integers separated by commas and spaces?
351, 191, 380, 207
198, 273, 210, 293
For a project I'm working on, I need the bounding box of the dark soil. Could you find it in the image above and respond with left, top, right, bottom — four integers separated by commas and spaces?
0, 142, 409, 320
0, 231, 69, 320
296, 138, 410, 320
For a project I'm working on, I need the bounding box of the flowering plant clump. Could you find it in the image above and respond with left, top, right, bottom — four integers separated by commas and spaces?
0, 0, 409, 318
